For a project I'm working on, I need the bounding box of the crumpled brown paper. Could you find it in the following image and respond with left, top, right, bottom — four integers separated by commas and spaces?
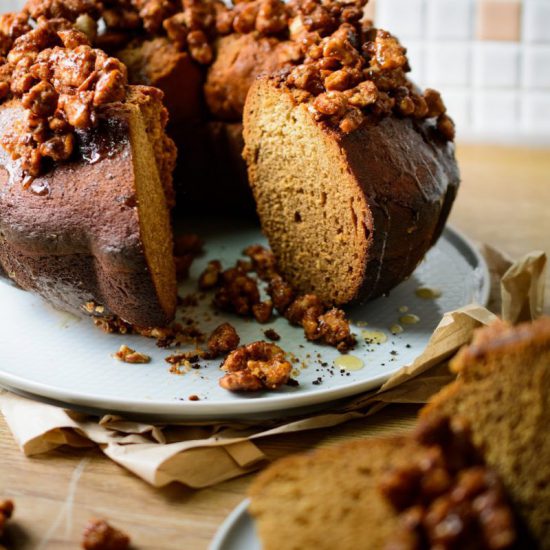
0, 247, 546, 488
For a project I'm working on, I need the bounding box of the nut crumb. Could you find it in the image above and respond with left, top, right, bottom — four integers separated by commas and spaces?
114, 345, 150, 364
188, 394, 200, 401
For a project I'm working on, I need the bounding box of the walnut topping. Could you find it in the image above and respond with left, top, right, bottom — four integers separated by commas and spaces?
0, 499, 14, 538
380, 416, 518, 550
220, 341, 291, 391
280, 17, 453, 141
113, 344, 151, 364
0, 14, 129, 179
81, 518, 130, 550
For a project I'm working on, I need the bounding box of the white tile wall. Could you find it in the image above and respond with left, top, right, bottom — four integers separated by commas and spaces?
473, 42, 520, 88
522, 92, 550, 134
376, 0, 425, 40
425, 43, 471, 87
522, 1, 550, 44
426, 0, 474, 41
522, 46, 550, 89
371, 0, 550, 143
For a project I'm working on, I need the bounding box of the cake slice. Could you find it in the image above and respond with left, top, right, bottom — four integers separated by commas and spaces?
422, 317, 550, 547
249, 318, 550, 549
0, 85, 178, 327
243, 28, 459, 305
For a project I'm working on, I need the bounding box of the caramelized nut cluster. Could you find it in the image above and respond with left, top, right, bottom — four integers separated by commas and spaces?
0, 14, 128, 178
220, 341, 292, 391
282, 22, 454, 139
379, 416, 517, 550
198, 244, 356, 351
82, 518, 130, 550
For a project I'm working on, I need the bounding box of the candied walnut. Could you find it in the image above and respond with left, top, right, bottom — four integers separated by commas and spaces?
232, 2, 259, 34
437, 114, 455, 142
21, 80, 58, 117
163, 12, 188, 48
220, 341, 291, 391
256, 0, 289, 35
424, 88, 446, 118
114, 344, 151, 364
187, 30, 213, 65
243, 244, 278, 281
252, 300, 273, 324
287, 64, 323, 95
0, 499, 14, 538
339, 105, 363, 133
312, 91, 348, 117
346, 80, 378, 107
207, 322, 240, 358
81, 518, 130, 550
214, 271, 260, 316
324, 68, 358, 92
285, 294, 324, 325
267, 275, 295, 314
366, 29, 407, 71
316, 308, 356, 351
38, 133, 74, 161
198, 260, 223, 290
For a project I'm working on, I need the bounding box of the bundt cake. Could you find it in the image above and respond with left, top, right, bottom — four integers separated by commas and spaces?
249, 318, 550, 549
0, 0, 460, 325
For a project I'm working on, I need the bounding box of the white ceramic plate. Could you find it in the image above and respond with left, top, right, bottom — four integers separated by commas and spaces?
0, 220, 488, 420
210, 500, 258, 550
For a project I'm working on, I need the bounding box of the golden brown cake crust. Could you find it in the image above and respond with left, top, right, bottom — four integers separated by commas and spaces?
205, 33, 300, 120
0, 94, 176, 327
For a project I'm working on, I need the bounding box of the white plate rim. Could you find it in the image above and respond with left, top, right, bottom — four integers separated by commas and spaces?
0, 225, 489, 419
209, 499, 253, 550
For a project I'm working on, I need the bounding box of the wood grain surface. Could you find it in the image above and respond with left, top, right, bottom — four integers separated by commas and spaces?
1, 145, 549, 549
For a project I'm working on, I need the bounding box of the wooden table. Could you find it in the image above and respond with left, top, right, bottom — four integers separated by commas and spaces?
1, 145, 549, 549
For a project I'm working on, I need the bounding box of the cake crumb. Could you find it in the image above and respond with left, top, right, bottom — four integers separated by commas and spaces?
114, 345, 150, 364
188, 394, 200, 401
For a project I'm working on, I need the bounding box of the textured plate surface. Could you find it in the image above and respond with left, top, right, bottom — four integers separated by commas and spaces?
210, 500, 258, 550
0, 220, 488, 419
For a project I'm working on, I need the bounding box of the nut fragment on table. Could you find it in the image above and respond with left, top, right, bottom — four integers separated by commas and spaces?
113, 344, 151, 364
0, 499, 14, 538
81, 518, 130, 550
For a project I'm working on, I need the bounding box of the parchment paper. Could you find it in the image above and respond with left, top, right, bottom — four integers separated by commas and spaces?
0, 247, 546, 488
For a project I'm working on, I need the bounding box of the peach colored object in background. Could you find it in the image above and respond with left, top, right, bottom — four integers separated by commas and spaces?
477, 0, 522, 41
